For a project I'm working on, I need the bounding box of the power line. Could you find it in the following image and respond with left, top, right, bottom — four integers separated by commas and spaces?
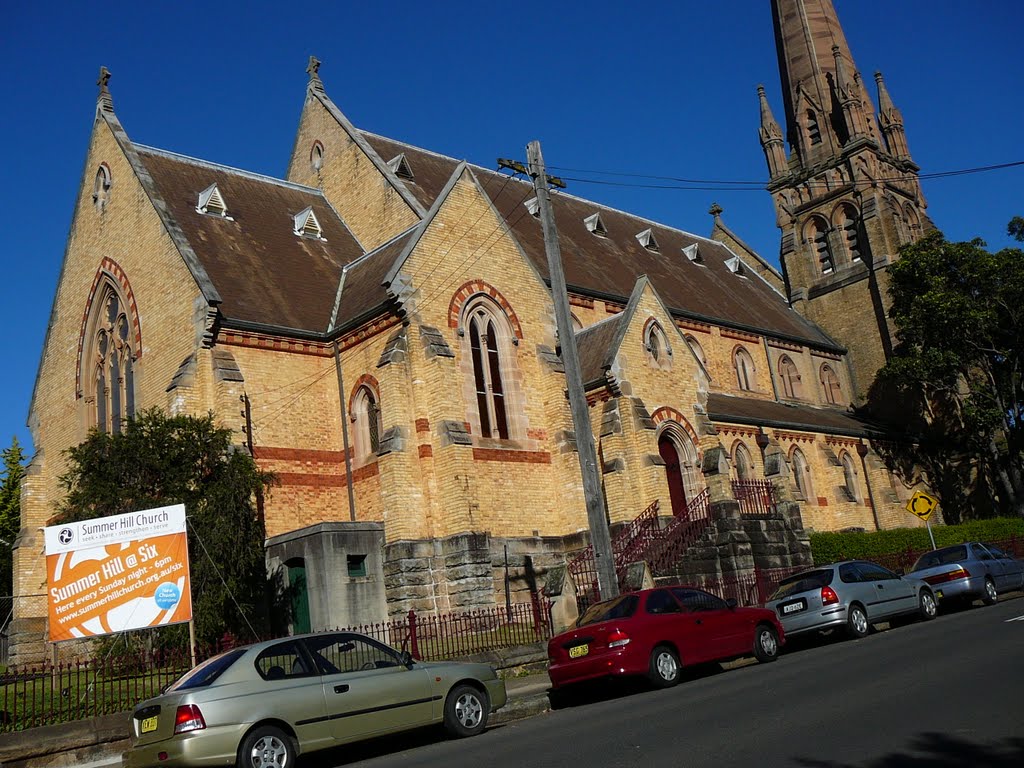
546, 159, 1024, 192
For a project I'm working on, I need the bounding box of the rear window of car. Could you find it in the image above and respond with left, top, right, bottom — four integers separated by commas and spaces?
770, 569, 833, 600
912, 546, 967, 571
577, 594, 639, 627
167, 648, 247, 692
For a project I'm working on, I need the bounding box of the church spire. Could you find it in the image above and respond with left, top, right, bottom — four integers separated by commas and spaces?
96, 66, 114, 115
874, 71, 911, 160
757, 85, 787, 179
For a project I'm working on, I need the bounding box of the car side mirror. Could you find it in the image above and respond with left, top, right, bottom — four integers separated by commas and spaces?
726, 598, 738, 610
400, 650, 414, 668
895, 569, 905, 577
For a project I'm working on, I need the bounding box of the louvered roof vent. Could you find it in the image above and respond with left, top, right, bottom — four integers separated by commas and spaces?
636, 228, 660, 252
725, 255, 745, 275
293, 206, 325, 240
197, 183, 231, 219
524, 197, 540, 217
387, 153, 414, 180
683, 243, 703, 263
584, 212, 608, 237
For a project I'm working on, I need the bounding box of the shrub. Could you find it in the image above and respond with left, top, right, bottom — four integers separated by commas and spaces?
810, 517, 1024, 564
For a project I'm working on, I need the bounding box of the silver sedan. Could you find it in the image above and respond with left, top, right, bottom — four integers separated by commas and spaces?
765, 561, 937, 640
905, 542, 1024, 606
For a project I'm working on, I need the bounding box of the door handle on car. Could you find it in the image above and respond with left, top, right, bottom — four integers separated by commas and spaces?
334, 684, 349, 694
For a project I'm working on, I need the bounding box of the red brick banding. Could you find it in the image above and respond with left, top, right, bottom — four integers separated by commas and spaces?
472, 448, 551, 464
418, 444, 433, 458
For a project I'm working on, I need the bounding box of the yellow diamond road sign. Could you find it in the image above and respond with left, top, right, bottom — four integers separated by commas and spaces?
906, 491, 939, 522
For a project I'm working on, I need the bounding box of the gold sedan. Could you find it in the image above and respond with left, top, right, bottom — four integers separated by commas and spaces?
123, 631, 507, 767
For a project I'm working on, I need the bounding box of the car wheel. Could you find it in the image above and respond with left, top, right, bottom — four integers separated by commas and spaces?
443, 684, 489, 738
846, 603, 869, 639
753, 624, 780, 663
648, 645, 680, 688
918, 590, 937, 621
237, 726, 296, 768
982, 578, 998, 606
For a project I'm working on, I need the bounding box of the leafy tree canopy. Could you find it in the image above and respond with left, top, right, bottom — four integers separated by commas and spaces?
56, 409, 277, 647
1, 436, 28, 599
866, 229, 1023, 521
1009, 216, 1024, 243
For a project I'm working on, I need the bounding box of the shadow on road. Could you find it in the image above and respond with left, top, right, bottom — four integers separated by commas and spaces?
793, 733, 1024, 767
547, 661, 726, 710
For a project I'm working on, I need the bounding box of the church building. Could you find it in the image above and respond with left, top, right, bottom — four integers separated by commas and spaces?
12, 0, 932, 660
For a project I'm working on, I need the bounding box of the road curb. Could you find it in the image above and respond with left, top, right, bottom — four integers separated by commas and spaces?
492, 692, 552, 725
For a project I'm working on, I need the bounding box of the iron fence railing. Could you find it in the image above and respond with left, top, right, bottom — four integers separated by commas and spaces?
660, 565, 808, 608
0, 599, 554, 733
732, 479, 777, 518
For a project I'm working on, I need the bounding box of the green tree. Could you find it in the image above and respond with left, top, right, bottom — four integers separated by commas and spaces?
56, 409, 277, 646
0, 436, 28, 598
1008, 216, 1024, 243
865, 230, 1024, 520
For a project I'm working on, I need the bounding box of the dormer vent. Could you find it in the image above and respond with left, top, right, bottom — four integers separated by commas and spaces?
197, 183, 230, 218
725, 255, 746, 275
584, 212, 608, 237
636, 228, 660, 252
293, 206, 325, 240
682, 243, 703, 263
524, 197, 540, 217
387, 153, 414, 181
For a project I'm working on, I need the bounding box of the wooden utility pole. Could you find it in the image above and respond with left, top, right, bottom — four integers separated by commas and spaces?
526, 140, 619, 601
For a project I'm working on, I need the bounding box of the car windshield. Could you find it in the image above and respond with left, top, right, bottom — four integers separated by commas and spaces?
166, 648, 247, 692
770, 569, 833, 600
912, 546, 968, 570
577, 594, 639, 627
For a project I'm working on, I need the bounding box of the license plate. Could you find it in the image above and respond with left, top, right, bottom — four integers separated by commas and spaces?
569, 644, 589, 659
781, 599, 806, 615
141, 716, 158, 734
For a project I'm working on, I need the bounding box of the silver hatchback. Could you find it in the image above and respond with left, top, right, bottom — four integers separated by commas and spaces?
765, 561, 937, 640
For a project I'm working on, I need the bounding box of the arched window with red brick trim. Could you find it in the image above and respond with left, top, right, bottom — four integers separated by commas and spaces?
88, 283, 136, 433
465, 297, 512, 440
351, 385, 382, 457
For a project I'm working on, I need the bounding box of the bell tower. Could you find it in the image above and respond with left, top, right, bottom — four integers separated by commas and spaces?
761, 0, 931, 400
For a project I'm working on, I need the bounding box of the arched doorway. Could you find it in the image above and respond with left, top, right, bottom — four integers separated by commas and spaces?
658, 427, 700, 517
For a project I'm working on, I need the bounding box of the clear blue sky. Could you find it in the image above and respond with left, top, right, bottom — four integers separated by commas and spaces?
2, 1, 1022, 457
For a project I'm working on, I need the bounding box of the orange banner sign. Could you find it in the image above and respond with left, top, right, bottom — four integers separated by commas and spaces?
44, 505, 193, 642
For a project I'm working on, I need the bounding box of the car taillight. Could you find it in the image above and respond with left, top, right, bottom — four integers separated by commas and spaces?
174, 704, 206, 734
607, 630, 630, 648
924, 567, 970, 585
821, 586, 839, 606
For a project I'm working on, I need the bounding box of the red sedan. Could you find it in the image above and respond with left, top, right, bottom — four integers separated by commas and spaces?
548, 586, 784, 690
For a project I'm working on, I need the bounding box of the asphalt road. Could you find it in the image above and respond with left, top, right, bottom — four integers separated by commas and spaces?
309, 596, 1024, 768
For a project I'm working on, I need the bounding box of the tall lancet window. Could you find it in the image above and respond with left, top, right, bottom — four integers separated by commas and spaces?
467, 300, 511, 440
91, 286, 136, 433
807, 217, 834, 275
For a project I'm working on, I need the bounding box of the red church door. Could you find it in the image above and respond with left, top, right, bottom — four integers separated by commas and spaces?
659, 434, 689, 517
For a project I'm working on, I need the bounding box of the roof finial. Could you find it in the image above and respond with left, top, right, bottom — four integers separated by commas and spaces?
96, 66, 114, 113
306, 56, 323, 91
708, 202, 723, 219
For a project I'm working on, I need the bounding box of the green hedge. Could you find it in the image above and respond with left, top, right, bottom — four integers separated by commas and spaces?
809, 517, 1024, 564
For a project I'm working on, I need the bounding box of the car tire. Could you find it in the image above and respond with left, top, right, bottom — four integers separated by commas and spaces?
846, 603, 869, 639
237, 726, 297, 768
648, 645, 681, 688
752, 624, 780, 663
918, 590, 937, 621
443, 684, 489, 738
982, 578, 998, 606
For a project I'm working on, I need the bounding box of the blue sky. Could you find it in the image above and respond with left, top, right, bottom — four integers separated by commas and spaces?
2, 1, 1022, 457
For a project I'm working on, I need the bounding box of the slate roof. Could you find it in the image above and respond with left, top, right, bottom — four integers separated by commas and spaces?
136, 147, 364, 333
576, 314, 625, 389
707, 394, 886, 438
361, 132, 841, 351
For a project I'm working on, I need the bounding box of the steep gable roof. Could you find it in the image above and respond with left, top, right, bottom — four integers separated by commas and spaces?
576, 313, 625, 390
360, 132, 841, 352
136, 147, 364, 333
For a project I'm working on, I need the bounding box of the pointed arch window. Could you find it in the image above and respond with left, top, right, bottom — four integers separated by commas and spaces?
791, 447, 812, 501
837, 205, 861, 262
806, 110, 822, 145
778, 355, 802, 399
733, 443, 754, 482
645, 321, 671, 369
351, 385, 382, 457
89, 285, 136, 433
93, 164, 112, 211
905, 205, 921, 242
841, 452, 860, 502
820, 364, 843, 405
467, 300, 512, 440
734, 347, 755, 392
685, 335, 707, 369
807, 217, 834, 275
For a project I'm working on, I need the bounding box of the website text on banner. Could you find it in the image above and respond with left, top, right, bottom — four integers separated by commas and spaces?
44, 504, 193, 642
